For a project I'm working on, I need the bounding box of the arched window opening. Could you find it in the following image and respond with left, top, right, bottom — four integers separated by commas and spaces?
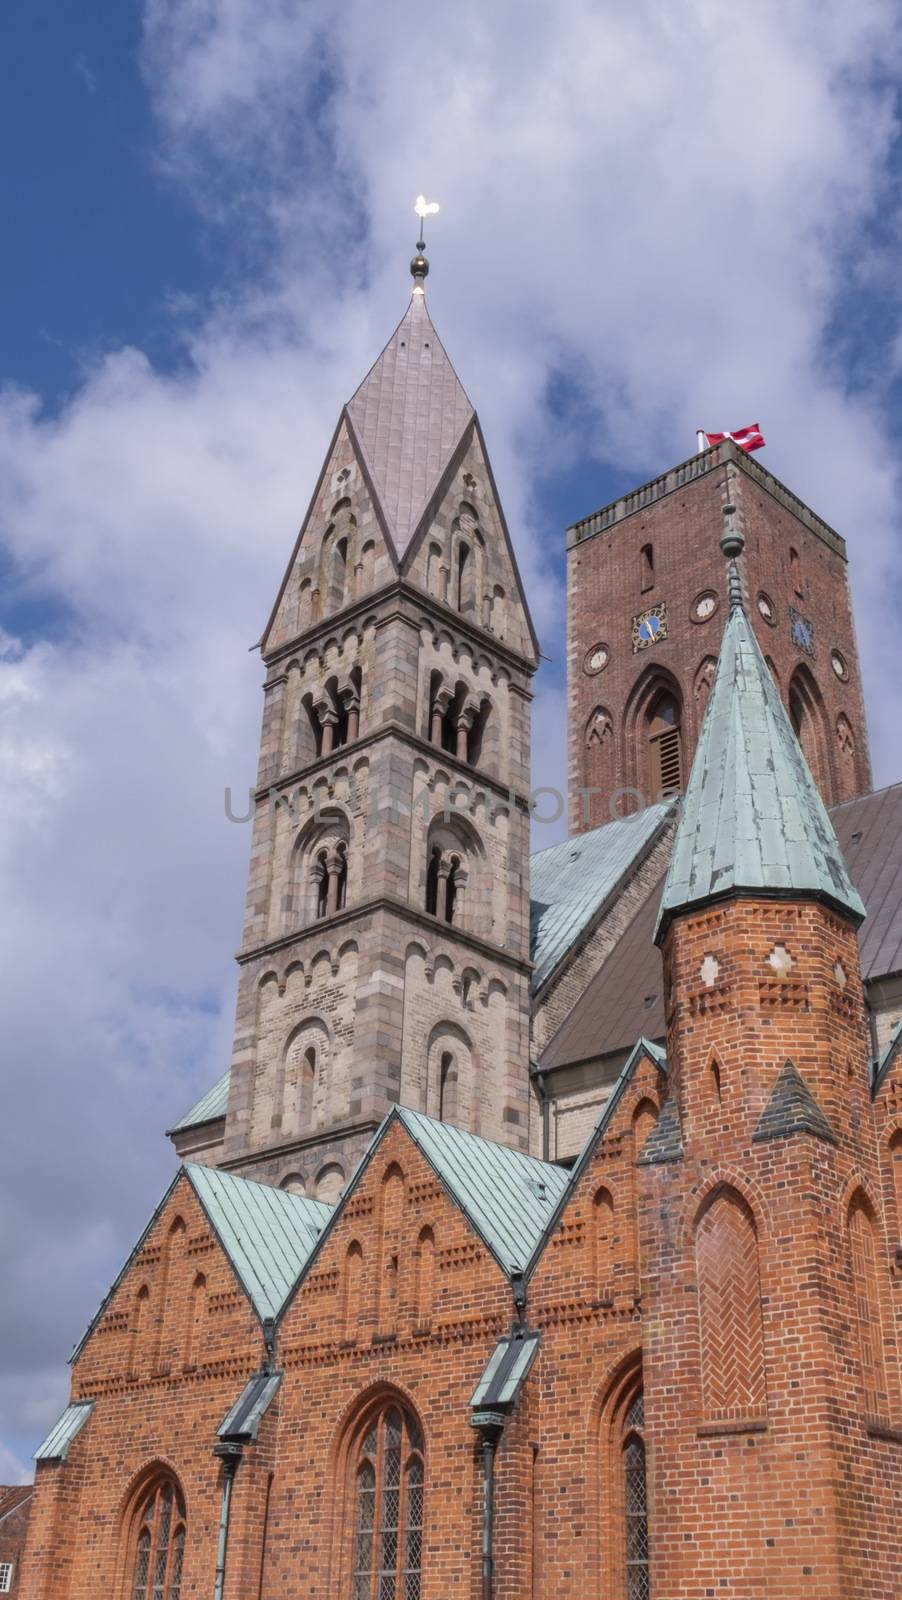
317, 1163, 345, 1204
315, 849, 329, 919
622, 1392, 649, 1600
298, 1046, 316, 1128
633, 1100, 658, 1156
646, 688, 682, 799
789, 545, 803, 596
425, 848, 440, 916
131, 1285, 150, 1377
848, 1193, 888, 1418
343, 1241, 363, 1336
593, 1187, 615, 1300
709, 1056, 722, 1103
358, 540, 375, 594
415, 1228, 436, 1329
640, 543, 654, 593
696, 1189, 766, 1418
427, 541, 444, 600
467, 699, 490, 766
183, 1273, 207, 1370
279, 1172, 306, 1195
332, 535, 349, 611
438, 1052, 458, 1124
489, 584, 506, 637
445, 856, 460, 925
788, 666, 832, 801
350, 1404, 424, 1600
334, 842, 348, 913
302, 693, 323, 759
457, 542, 473, 615
129, 1477, 187, 1600
890, 1130, 902, 1242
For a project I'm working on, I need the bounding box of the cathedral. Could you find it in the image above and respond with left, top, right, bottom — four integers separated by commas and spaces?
16, 243, 902, 1600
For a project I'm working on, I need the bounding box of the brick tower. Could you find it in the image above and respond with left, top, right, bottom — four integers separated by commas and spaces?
567, 440, 871, 831
638, 529, 901, 1597
218, 250, 540, 1197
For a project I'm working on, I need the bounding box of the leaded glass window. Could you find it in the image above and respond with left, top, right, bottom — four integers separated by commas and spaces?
623, 1392, 649, 1600
130, 1478, 187, 1600
350, 1405, 424, 1600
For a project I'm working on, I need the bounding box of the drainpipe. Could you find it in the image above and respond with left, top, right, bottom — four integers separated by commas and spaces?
469, 1409, 505, 1600
530, 1062, 550, 1162
212, 1441, 243, 1600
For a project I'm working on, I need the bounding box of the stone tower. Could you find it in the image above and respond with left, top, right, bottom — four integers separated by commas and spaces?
567, 440, 871, 831
638, 536, 900, 1597
219, 255, 540, 1198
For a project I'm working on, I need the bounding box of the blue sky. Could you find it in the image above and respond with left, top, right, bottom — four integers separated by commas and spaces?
2, 0, 902, 1480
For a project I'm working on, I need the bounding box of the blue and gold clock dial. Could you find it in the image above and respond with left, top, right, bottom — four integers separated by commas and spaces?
789, 606, 815, 659
632, 603, 668, 653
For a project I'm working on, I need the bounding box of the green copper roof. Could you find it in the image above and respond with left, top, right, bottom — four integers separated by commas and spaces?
656, 598, 865, 939
396, 1108, 570, 1276
169, 1071, 230, 1132
34, 1400, 94, 1462
185, 1164, 332, 1323
530, 803, 672, 990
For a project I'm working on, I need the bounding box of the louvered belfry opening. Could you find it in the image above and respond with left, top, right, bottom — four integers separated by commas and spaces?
646, 688, 682, 801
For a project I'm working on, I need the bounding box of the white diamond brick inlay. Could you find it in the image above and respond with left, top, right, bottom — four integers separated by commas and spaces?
767, 944, 794, 979
700, 955, 720, 988
834, 962, 847, 990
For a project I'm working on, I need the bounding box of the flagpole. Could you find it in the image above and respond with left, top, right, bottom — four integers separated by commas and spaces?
696, 429, 706, 454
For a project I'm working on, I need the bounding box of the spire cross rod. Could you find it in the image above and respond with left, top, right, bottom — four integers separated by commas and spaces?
719, 503, 745, 612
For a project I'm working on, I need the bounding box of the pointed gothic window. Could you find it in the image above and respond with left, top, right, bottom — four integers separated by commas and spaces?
129, 1478, 187, 1600
623, 1393, 649, 1600
350, 1404, 424, 1600
646, 689, 682, 800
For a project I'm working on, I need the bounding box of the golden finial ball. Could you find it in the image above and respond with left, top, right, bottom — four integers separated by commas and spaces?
410, 252, 429, 279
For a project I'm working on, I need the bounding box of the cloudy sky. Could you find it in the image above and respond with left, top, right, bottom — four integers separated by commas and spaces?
2, 0, 902, 1478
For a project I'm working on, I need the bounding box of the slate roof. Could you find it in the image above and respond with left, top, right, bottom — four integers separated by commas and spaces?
752, 1060, 837, 1146
657, 596, 865, 938
395, 1108, 570, 1276
530, 804, 672, 992
346, 290, 474, 560
831, 784, 902, 981
169, 1071, 229, 1133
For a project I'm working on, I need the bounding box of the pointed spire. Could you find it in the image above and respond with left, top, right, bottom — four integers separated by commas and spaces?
345, 217, 474, 560
655, 518, 865, 941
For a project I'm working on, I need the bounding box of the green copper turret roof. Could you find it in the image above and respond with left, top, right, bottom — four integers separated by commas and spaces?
655, 583, 865, 940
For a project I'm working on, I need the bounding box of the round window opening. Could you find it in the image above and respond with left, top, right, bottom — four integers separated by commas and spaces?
585, 643, 610, 675
831, 649, 848, 681
757, 592, 776, 625
691, 590, 719, 624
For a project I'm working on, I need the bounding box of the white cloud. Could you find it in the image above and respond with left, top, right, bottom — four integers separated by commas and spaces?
3, 0, 902, 1451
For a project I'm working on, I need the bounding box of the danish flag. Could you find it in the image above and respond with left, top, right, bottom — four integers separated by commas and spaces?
698, 423, 765, 453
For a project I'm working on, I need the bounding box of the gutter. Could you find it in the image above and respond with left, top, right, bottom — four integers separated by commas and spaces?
469, 1410, 505, 1600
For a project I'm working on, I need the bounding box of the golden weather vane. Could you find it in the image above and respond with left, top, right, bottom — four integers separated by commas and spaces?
414, 195, 440, 250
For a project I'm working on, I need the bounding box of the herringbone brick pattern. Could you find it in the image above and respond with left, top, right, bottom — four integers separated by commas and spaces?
695, 1190, 766, 1416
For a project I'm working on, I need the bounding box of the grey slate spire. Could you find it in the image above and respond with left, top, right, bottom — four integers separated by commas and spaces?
655, 517, 865, 941
346, 273, 474, 560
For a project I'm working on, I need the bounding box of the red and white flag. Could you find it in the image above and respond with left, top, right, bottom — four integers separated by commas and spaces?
697, 423, 765, 453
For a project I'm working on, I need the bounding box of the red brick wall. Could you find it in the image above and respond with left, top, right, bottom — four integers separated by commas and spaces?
567, 447, 871, 830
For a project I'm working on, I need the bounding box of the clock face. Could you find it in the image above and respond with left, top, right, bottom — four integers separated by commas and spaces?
692, 591, 718, 623
632, 604, 668, 652
789, 606, 816, 658
831, 649, 848, 681
585, 643, 610, 675
757, 592, 776, 625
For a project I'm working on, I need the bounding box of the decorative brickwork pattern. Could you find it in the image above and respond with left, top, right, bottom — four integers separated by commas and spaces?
695, 1189, 767, 1419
